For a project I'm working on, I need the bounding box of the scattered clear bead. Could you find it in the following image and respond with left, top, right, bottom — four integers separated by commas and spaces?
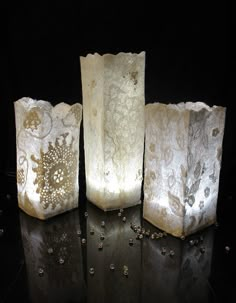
100, 233, 105, 240
161, 247, 167, 255
110, 264, 115, 271
189, 239, 195, 246
123, 265, 128, 276
101, 221, 105, 228
180, 235, 185, 240
151, 234, 155, 240
89, 267, 95, 276
122, 217, 126, 222
120, 208, 124, 213
90, 228, 94, 235
38, 267, 44, 276
129, 238, 134, 246
47, 247, 53, 255
225, 246, 230, 253
98, 242, 103, 250
77, 230, 81, 236
118, 212, 122, 217
200, 246, 206, 254
139, 234, 143, 239
169, 250, 175, 257
84, 212, 88, 218
59, 257, 65, 265
81, 238, 86, 244
0, 229, 4, 237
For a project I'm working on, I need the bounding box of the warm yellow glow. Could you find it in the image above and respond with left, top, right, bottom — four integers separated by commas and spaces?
15, 97, 82, 219
81, 52, 145, 210
144, 102, 226, 237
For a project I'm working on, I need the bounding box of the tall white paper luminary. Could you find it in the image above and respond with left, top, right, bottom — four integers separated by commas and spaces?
144, 102, 226, 237
80, 52, 145, 211
15, 97, 82, 220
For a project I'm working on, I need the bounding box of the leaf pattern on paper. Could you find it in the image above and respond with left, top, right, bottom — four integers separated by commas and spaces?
194, 161, 201, 179
168, 191, 185, 217
189, 179, 201, 195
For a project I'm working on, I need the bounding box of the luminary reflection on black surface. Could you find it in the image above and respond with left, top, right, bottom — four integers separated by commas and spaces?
142, 221, 215, 303
86, 202, 141, 303
19, 210, 86, 303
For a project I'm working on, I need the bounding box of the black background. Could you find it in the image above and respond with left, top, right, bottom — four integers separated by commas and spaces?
1, 1, 234, 302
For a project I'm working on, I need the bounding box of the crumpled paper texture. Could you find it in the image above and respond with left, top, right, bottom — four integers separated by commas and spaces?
80, 52, 145, 210
144, 102, 226, 237
15, 97, 82, 219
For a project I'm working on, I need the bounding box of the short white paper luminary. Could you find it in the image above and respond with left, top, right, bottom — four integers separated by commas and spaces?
143, 102, 226, 237
15, 97, 82, 220
80, 52, 145, 210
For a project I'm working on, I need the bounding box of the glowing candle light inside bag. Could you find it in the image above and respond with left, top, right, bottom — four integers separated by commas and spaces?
143, 102, 226, 237
80, 52, 145, 211
15, 97, 82, 219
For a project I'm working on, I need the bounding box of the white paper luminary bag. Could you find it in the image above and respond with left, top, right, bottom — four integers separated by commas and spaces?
143, 102, 226, 237
80, 52, 145, 211
15, 97, 82, 219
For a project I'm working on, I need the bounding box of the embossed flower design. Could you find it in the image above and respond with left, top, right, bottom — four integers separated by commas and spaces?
17, 168, 25, 185
23, 109, 41, 131
31, 133, 78, 209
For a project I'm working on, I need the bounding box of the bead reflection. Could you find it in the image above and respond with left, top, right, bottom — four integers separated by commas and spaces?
86, 201, 141, 303
142, 222, 215, 303
20, 210, 86, 303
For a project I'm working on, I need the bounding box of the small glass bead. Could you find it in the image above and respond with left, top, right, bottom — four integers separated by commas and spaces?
98, 242, 103, 250
139, 234, 143, 239
89, 267, 95, 276
180, 235, 185, 240
84, 212, 88, 218
225, 246, 230, 253
169, 250, 175, 257
123, 265, 128, 276
90, 228, 94, 235
151, 234, 155, 240
100, 233, 105, 240
101, 221, 105, 228
59, 257, 65, 265
47, 247, 54, 255
161, 247, 167, 255
81, 238, 86, 244
129, 238, 134, 246
38, 267, 44, 276
189, 239, 195, 246
0, 229, 4, 237
76, 230, 81, 236
110, 264, 115, 271
200, 246, 206, 254
120, 208, 124, 213
122, 217, 126, 222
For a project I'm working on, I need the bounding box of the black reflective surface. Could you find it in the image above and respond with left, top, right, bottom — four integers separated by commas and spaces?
0, 193, 234, 303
